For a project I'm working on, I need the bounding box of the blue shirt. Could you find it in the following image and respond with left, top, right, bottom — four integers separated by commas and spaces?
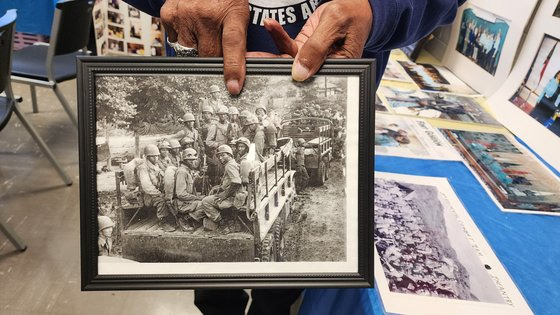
538, 78, 560, 108
123, 0, 465, 86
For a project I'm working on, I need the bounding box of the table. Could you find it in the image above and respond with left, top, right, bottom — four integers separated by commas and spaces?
0, 0, 57, 35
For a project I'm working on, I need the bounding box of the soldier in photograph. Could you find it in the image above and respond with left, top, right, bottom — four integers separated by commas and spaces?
97, 215, 114, 256
201, 84, 223, 113
137, 144, 176, 232
156, 140, 173, 171
194, 145, 241, 234
173, 148, 205, 232
200, 105, 216, 142
228, 106, 242, 142
255, 105, 277, 155
243, 114, 267, 161
167, 139, 182, 167
235, 137, 251, 163
206, 105, 230, 184
293, 138, 309, 194
171, 112, 204, 155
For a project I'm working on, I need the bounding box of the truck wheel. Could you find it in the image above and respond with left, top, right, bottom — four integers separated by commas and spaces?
273, 218, 285, 261
316, 161, 326, 186
260, 234, 276, 262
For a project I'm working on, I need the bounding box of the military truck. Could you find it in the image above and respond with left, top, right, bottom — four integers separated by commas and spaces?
113, 140, 296, 262
279, 117, 333, 185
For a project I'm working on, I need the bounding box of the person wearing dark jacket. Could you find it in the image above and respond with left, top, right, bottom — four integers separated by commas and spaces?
123, 1, 465, 314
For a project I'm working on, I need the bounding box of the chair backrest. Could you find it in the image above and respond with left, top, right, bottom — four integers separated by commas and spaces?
0, 9, 16, 95
50, 0, 93, 56
0, 9, 17, 132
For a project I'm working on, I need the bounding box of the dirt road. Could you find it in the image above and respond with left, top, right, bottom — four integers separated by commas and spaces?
283, 160, 346, 262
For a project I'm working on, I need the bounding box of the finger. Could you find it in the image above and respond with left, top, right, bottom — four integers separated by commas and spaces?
222, 10, 249, 95
263, 18, 298, 57
292, 7, 347, 81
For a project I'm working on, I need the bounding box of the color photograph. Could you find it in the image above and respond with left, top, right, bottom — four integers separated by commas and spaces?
455, 6, 510, 76
374, 172, 532, 315
382, 59, 413, 82
375, 113, 460, 160
509, 34, 560, 137
378, 85, 500, 126
398, 61, 478, 95
441, 129, 560, 215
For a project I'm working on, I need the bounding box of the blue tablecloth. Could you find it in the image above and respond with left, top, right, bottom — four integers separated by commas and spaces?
0, 0, 57, 35
300, 142, 560, 315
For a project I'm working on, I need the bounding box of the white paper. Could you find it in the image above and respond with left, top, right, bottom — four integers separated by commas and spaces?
488, 0, 560, 172
375, 113, 461, 161
374, 172, 533, 315
443, 0, 538, 96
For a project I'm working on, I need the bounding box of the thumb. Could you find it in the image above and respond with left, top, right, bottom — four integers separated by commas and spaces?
292, 12, 346, 81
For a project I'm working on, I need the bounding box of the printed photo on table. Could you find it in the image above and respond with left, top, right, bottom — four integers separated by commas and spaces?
382, 59, 413, 82
441, 129, 560, 215
378, 85, 500, 126
398, 61, 478, 95
374, 172, 532, 315
455, 6, 510, 76
375, 113, 460, 160
509, 34, 560, 137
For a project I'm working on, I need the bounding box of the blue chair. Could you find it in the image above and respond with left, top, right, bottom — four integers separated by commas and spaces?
1, 9, 73, 186
10, 0, 92, 128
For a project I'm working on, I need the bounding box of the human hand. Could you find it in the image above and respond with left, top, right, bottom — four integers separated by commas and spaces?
160, 0, 249, 95
246, 0, 373, 81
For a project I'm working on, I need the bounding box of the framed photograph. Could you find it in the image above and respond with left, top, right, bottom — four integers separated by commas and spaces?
374, 172, 533, 314
440, 128, 560, 215
78, 58, 375, 290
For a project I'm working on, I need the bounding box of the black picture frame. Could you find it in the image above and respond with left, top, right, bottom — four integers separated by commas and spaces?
78, 57, 375, 290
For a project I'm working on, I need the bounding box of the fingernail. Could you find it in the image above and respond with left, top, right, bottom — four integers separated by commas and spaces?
227, 79, 240, 95
292, 61, 310, 81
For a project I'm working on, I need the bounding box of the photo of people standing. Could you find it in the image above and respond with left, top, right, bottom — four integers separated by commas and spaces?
456, 6, 510, 76
510, 34, 560, 137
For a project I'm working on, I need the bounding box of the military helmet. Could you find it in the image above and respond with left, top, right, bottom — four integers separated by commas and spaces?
243, 114, 259, 126
182, 148, 198, 160
216, 144, 234, 157
182, 112, 195, 122
209, 84, 220, 93
217, 105, 229, 115
255, 104, 267, 114
202, 105, 214, 114
158, 140, 171, 150
180, 136, 195, 144
98, 216, 114, 232
239, 109, 251, 118
236, 137, 251, 149
168, 139, 181, 149
298, 138, 306, 145
144, 144, 160, 156
228, 107, 239, 115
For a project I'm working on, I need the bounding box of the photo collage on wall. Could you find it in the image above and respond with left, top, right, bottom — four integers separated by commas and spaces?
92, 0, 165, 56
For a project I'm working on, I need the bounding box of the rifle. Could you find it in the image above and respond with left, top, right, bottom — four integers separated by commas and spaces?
200, 154, 212, 195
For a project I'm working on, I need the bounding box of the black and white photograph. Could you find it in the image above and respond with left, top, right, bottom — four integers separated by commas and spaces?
455, 5, 510, 76
374, 172, 533, 315
78, 59, 374, 289
377, 84, 500, 126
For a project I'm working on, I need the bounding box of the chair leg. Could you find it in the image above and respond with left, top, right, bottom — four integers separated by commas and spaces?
30, 85, 39, 113
52, 84, 78, 128
13, 104, 73, 186
0, 218, 27, 251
